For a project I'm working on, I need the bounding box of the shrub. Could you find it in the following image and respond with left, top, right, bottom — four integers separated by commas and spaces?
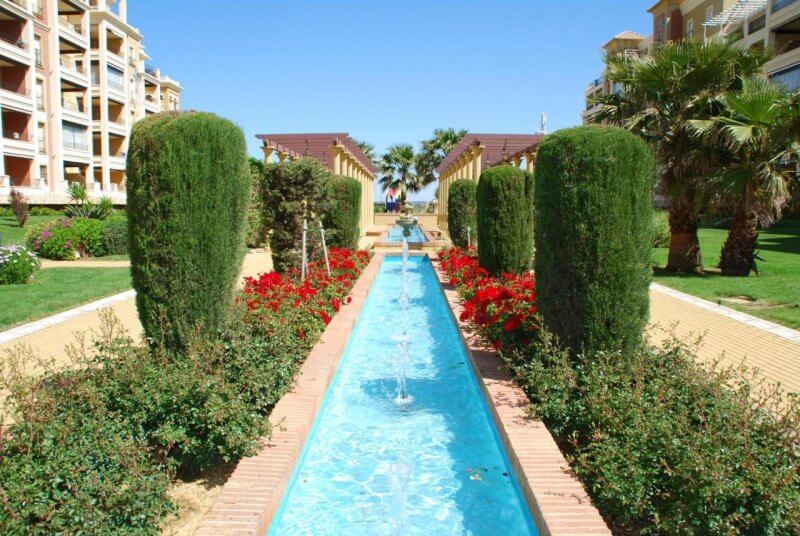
0, 206, 12, 217
535, 126, 655, 355
653, 210, 670, 248
71, 217, 106, 257
324, 176, 361, 249
10, 189, 27, 227
503, 335, 800, 534
0, 352, 174, 533
262, 157, 332, 273
476, 166, 534, 275
245, 157, 266, 248
447, 179, 477, 248
0, 244, 40, 284
127, 111, 250, 350
29, 206, 61, 216
25, 218, 76, 260
103, 219, 128, 256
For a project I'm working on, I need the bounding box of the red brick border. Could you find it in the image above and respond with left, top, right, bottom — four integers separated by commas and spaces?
195, 253, 384, 536
429, 253, 611, 536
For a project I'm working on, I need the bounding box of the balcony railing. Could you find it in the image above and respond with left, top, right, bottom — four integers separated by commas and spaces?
0, 84, 30, 96
773, 0, 799, 12
4, 130, 30, 142
107, 80, 124, 92
58, 18, 84, 36
0, 33, 27, 50
60, 57, 86, 74
749, 14, 767, 32
63, 140, 88, 151
61, 100, 85, 113
7, 0, 26, 8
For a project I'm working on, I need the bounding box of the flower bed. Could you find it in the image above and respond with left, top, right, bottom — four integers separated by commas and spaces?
0, 244, 40, 284
440, 246, 538, 351
0, 248, 370, 532
439, 246, 800, 534
24, 217, 128, 260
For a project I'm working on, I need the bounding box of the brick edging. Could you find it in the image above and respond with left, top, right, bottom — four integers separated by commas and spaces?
429, 253, 611, 536
195, 253, 385, 536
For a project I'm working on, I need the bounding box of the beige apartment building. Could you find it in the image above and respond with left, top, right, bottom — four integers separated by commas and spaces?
584, 0, 800, 123
0, 0, 180, 206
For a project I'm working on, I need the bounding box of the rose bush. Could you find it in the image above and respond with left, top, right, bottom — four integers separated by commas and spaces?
440, 246, 538, 351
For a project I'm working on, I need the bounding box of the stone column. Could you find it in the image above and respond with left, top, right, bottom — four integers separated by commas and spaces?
263, 146, 275, 165
332, 147, 342, 175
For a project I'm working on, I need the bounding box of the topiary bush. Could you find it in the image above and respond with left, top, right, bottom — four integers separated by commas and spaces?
324, 175, 361, 249
126, 111, 250, 350
262, 157, 332, 273
103, 220, 128, 256
448, 179, 477, 248
476, 166, 534, 275
245, 157, 265, 248
10, 188, 27, 227
535, 125, 655, 356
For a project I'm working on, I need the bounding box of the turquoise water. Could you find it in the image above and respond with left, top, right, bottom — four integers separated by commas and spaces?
387, 225, 428, 243
268, 256, 537, 535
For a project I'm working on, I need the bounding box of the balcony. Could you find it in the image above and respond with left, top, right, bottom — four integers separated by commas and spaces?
144, 93, 160, 112
3, 130, 35, 158
0, 85, 34, 111
0, 34, 32, 65
60, 57, 89, 86
774, 0, 799, 12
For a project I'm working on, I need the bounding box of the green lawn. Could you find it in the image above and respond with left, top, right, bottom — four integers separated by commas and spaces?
0, 267, 132, 330
652, 219, 800, 329
0, 215, 61, 246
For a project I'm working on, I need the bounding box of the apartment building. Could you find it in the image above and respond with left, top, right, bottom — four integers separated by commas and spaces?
0, 0, 180, 206
583, 0, 800, 122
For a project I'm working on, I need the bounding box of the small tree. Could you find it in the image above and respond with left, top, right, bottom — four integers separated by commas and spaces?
127, 111, 250, 351
448, 179, 477, 248
535, 126, 655, 356
476, 166, 534, 275
324, 176, 361, 249
262, 157, 331, 273
10, 189, 27, 227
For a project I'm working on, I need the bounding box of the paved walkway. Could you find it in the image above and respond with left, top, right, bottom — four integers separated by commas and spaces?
1, 250, 273, 375
39, 258, 131, 269
648, 284, 800, 395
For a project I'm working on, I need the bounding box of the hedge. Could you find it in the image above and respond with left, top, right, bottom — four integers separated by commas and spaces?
103, 219, 128, 256
324, 175, 361, 249
262, 157, 332, 273
535, 125, 654, 356
126, 111, 250, 350
476, 166, 534, 275
448, 179, 477, 248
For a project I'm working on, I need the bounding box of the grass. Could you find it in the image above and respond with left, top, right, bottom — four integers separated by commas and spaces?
0, 215, 61, 246
0, 268, 132, 330
652, 218, 800, 329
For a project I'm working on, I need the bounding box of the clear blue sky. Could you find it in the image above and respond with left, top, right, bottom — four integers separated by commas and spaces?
130, 0, 652, 200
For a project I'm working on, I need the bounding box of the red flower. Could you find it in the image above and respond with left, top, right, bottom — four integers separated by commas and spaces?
319, 310, 332, 324
297, 327, 305, 339
503, 315, 523, 332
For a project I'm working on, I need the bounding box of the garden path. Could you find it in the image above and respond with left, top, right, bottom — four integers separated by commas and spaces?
649, 284, 800, 395
1, 250, 273, 376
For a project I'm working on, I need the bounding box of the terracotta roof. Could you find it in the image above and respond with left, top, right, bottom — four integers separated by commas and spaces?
435, 134, 545, 174
255, 133, 376, 176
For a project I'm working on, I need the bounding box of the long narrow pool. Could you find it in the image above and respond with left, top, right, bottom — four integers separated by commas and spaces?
387, 224, 428, 243
269, 256, 537, 535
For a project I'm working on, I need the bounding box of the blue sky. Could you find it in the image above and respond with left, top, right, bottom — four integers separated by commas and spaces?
131, 1, 652, 200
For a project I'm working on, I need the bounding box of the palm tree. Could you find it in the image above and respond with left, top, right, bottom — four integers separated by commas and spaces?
591, 40, 770, 273
379, 144, 420, 203
690, 77, 800, 275
416, 128, 467, 186
354, 139, 378, 168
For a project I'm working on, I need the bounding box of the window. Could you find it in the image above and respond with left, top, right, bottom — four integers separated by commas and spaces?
35, 79, 44, 110
39, 165, 48, 181
62, 122, 87, 151
34, 36, 42, 66
706, 6, 714, 22
106, 66, 124, 91
687, 19, 694, 38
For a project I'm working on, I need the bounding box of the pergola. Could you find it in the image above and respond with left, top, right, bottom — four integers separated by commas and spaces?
256, 133, 377, 236
434, 134, 544, 229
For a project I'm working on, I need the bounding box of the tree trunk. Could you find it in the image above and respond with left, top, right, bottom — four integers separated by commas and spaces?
719, 198, 759, 276
666, 195, 703, 273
